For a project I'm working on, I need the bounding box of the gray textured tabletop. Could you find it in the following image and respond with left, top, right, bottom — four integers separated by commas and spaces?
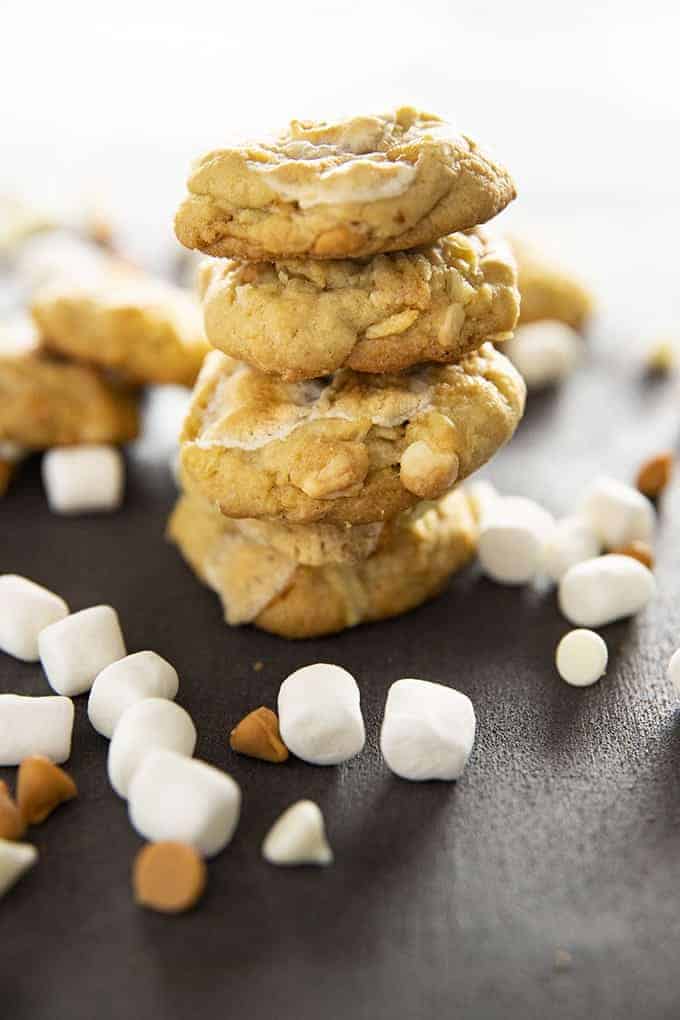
2, 323, 680, 1020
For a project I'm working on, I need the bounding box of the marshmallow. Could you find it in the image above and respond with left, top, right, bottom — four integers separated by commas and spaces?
380, 678, 476, 781
558, 554, 656, 627
39, 605, 126, 696
581, 475, 655, 550
277, 663, 365, 766
556, 629, 608, 687
88, 651, 179, 738
542, 516, 601, 582
0, 695, 74, 765
505, 321, 582, 390
262, 801, 333, 867
0, 840, 38, 898
478, 496, 555, 584
128, 749, 241, 857
42, 445, 124, 515
0, 574, 69, 661
667, 648, 680, 694
107, 698, 196, 798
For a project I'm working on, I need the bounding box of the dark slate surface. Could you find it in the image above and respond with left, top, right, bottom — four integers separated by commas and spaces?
2, 335, 680, 1020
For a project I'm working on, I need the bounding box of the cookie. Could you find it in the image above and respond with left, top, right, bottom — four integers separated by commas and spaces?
180, 343, 525, 525
511, 236, 594, 330
0, 317, 139, 448
0, 442, 25, 498
32, 273, 209, 387
200, 229, 519, 381
175, 107, 516, 260
168, 489, 477, 638
232, 517, 383, 566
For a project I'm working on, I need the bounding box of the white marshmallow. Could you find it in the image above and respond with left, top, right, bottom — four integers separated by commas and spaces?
0, 574, 69, 661
581, 475, 655, 550
42, 445, 124, 515
39, 605, 126, 696
277, 663, 365, 766
558, 554, 656, 627
107, 698, 196, 798
0, 695, 74, 765
556, 629, 608, 687
0, 840, 38, 898
128, 749, 241, 857
478, 496, 555, 584
667, 648, 680, 694
464, 478, 500, 525
505, 321, 582, 389
262, 800, 333, 867
380, 678, 476, 781
542, 516, 601, 582
88, 651, 179, 738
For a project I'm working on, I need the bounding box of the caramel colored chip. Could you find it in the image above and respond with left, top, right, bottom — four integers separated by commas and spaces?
0, 780, 26, 840
230, 707, 289, 763
636, 452, 674, 499
17, 756, 78, 825
614, 540, 655, 570
133, 841, 207, 914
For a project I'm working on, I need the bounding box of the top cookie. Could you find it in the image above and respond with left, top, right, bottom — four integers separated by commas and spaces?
175, 107, 516, 260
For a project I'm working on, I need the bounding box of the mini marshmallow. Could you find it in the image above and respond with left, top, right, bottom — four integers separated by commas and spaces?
39, 605, 126, 696
262, 800, 333, 867
128, 749, 241, 857
556, 629, 608, 687
277, 663, 365, 766
558, 554, 656, 628
107, 698, 196, 798
478, 496, 555, 584
542, 516, 601, 582
505, 321, 582, 390
380, 678, 476, 781
88, 651, 179, 738
667, 648, 680, 695
0, 574, 69, 661
0, 695, 74, 765
581, 475, 655, 550
42, 445, 124, 515
0, 840, 38, 898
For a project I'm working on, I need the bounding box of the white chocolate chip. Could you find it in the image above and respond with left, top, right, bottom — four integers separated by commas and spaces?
277, 663, 365, 766
0, 695, 74, 765
128, 749, 241, 858
542, 516, 601, 582
42, 445, 124, 515
558, 554, 656, 627
581, 475, 655, 550
556, 629, 608, 686
39, 605, 126, 696
0, 840, 38, 898
464, 478, 500, 526
262, 800, 333, 867
107, 698, 196, 798
380, 678, 476, 781
400, 441, 459, 499
505, 321, 582, 389
88, 651, 179, 739
478, 496, 555, 584
0, 574, 69, 662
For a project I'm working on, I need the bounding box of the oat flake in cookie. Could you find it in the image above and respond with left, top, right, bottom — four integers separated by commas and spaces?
175, 107, 516, 260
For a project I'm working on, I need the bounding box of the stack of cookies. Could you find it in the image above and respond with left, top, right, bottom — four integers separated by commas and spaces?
170, 107, 526, 638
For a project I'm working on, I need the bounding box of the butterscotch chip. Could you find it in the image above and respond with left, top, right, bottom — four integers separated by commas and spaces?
614, 540, 655, 570
0, 780, 26, 840
16, 756, 77, 825
636, 452, 674, 499
133, 841, 207, 914
230, 707, 289, 763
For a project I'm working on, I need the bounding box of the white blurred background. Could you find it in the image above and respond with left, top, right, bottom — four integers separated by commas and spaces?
3, 0, 680, 331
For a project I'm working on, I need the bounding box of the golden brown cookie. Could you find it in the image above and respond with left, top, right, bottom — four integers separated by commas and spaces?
32, 273, 209, 387
175, 107, 516, 260
199, 229, 519, 381
180, 344, 525, 525
511, 236, 594, 330
168, 489, 477, 638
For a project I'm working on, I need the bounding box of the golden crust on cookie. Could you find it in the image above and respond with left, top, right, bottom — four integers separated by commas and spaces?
32, 274, 209, 387
168, 489, 477, 638
232, 517, 383, 566
175, 107, 516, 260
511, 236, 594, 330
200, 229, 519, 381
180, 343, 525, 525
